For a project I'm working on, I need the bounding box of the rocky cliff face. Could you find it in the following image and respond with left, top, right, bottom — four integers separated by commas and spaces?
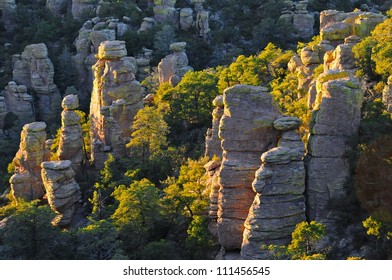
205, 95, 224, 159
89, 40, 143, 169
382, 76, 392, 113
216, 85, 281, 249
12, 43, 61, 125
10, 122, 48, 201
57, 94, 84, 173
158, 42, 193, 86
1, 81, 35, 128
241, 116, 306, 259
41, 160, 81, 226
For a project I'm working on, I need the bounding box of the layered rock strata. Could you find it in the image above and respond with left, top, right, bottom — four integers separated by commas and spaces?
217, 85, 281, 249
57, 94, 84, 173
153, 0, 177, 25
241, 116, 306, 259
10, 122, 48, 201
2, 81, 35, 126
12, 43, 61, 124
158, 42, 193, 85
41, 160, 81, 226
193, 0, 210, 40
279, 0, 314, 40
90, 40, 143, 169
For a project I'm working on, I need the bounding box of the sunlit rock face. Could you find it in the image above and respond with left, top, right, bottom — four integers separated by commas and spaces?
89, 40, 143, 169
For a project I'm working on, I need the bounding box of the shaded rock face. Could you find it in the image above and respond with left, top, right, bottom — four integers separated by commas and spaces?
193, 0, 210, 40
153, 0, 177, 25
158, 42, 193, 86
72, 0, 98, 21
241, 117, 306, 259
204, 159, 221, 238
10, 122, 48, 201
46, 0, 68, 16
217, 85, 281, 250
205, 95, 224, 159
320, 10, 385, 45
0, 0, 16, 32
12, 43, 61, 125
57, 95, 84, 173
90, 41, 143, 169
279, 0, 314, 40
2, 81, 35, 127
41, 160, 81, 226
0, 96, 6, 129
307, 75, 363, 225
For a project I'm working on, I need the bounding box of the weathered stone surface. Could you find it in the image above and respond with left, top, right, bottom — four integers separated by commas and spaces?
153, 0, 177, 24
90, 41, 143, 169
241, 124, 306, 259
217, 85, 281, 250
273, 116, 301, 131
90, 29, 116, 52
382, 76, 392, 113
97, 40, 127, 60
180, 8, 193, 30
138, 17, 156, 33
10, 122, 48, 201
41, 160, 81, 226
0, 0, 16, 32
72, 0, 98, 21
12, 43, 61, 124
205, 95, 224, 159
57, 95, 84, 173
158, 42, 193, 85
46, 0, 67, 16
307, 71, 364, 224
2, 81, 35, 127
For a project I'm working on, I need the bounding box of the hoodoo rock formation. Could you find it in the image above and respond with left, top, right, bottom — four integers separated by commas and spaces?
153, 0, 177, 25
158, 42, 193, 86
57, 94, 84, 173
12, 43, 61, 125
382, 76, 392, 113
205, 95, 224, 159
72, 0, 98, 21
41, 160, 81, 226
216, 85, 281, 249
89, 40, 143, 169
2, 81, 35, 127
0, 0, 16, 32
241, 116, 306, 259
10, 122, 48, 201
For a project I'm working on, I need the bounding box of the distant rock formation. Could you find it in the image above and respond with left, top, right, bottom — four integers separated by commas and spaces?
216, 85, 281, 250
193, 0, 210, 40
72, 0, 99, 21
57, 94, 84, 173
12, 43, 61, 125
10, 122, 48, 201
158, 42, 193, 86
46, 0, 68, 16
89, 40, 143, 169
153, 0, 177, 25
0, 0, 16, 32
279, 0, 315, 40
0, 96, 6, 129
41, 160, 81, 226
241, 116, 306, 259
1, 81, 35, 127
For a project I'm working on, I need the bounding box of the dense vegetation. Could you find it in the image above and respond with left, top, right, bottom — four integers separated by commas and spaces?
1, 0, 392, 260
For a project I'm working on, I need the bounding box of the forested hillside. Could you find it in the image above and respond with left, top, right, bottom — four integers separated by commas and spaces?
0, 0, 392, 260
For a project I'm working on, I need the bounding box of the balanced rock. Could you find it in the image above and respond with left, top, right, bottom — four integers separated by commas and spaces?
217, 85, 281, 249
10, 122, 48, 201
57, 95, 84, 173
41, 160, 81, 226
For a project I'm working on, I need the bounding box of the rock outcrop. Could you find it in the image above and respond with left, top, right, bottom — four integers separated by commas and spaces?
46, 0, 68, 16
153, 0, 177, 25
382, 76, 392, 113
10, 122, 48, 201
0, 96, 7, 129
205, 95, 224, 159
12, 43, 61, 125
57, 94, 84, 173
306, 33, 365, 224
320, 10, 384, 45
1, 81, 35, 127
72, 0, 98, 21
0, 0, 16, 32
217, 85, 281, 249
158, 42, 193, 85
41, 160, 81, 226
279, 0, 314, 40
193, 0, 210, 40
241, 116, 306, 259
90, 40, 143, 169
